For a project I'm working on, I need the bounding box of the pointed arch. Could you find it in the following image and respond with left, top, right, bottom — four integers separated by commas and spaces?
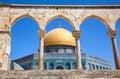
45, 15, 76, 30
10, 14, 41, 30
10, 14, 40, 60
79, 15, 110, 29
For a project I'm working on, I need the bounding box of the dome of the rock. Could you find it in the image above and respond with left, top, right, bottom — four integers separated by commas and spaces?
44, 28, 76, 47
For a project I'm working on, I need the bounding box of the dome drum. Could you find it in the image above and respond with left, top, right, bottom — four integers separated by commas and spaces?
44, 45, 75, 53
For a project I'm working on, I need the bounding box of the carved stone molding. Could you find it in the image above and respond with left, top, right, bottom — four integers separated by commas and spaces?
0, 31, 11, 36
38, 30, 46, 38
72, 30, 82, 39
107, 30, 118, 39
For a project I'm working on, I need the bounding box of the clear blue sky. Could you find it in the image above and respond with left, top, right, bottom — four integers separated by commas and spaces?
1, 0, 120, 5
1, 0, 120, 69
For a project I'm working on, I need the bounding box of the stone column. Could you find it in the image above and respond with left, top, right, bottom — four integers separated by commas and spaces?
0, 31, 11, 70
108, 29, 120, 69
38, 30, 46, 70
72, 30, 82, 70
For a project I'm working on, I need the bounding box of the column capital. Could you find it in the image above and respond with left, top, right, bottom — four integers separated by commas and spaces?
38, 30, 46, 38
72, 30, 82, 39
107, 29, 118, 39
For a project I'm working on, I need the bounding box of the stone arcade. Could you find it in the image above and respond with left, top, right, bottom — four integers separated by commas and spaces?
0, 4, 120, 71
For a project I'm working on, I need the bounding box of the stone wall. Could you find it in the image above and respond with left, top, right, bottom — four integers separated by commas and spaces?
0, 70, 120, 79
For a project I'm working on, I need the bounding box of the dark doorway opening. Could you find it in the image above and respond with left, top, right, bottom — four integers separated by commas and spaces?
56, 66, 64, 69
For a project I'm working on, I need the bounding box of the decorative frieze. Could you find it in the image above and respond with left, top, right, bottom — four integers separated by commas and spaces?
0, 31, 11, 36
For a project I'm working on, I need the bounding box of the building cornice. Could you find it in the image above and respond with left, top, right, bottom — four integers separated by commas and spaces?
2, 4, 120, 9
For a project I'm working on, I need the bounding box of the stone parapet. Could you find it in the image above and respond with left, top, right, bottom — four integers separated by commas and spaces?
0, 70, 119, 79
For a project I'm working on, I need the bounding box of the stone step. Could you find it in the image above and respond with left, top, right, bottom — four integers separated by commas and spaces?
0, 70, 120, 79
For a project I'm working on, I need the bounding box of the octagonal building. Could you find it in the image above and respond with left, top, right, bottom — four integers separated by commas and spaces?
13, 28, 112, 70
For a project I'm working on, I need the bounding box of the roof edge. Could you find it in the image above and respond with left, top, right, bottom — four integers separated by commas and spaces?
2, 4, 120, 9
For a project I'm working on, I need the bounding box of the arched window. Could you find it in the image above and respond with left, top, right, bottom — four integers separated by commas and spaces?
103, 67, 105, 70
66, 63, 70, 69
49, 63, 54, 69
92, 64, 95, 69
73, 62, 77, 69
100, 66, 102, 70
64, 48, 67, 53
88, 63, 91, 70
44, 63, 47, 69
96, 65, 99, 70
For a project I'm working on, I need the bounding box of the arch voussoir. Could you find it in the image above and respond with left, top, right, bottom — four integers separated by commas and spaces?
44, 14, 77, 30
78, 14, 111, 29
10, 13, 41, 30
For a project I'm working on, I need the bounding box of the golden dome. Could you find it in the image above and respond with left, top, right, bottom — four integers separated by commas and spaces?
44, 28, 76, 46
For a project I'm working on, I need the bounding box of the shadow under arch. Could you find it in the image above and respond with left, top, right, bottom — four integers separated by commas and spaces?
79, 15, 110, 29
11, 14, 41, 30
45, 15, 76, 30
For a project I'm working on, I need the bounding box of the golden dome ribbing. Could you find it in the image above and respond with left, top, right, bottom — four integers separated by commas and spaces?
44, 28, 76, 46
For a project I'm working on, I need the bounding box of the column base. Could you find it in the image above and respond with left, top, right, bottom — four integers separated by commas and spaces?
38, 58, 43, 70
77, 67, 83, 70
